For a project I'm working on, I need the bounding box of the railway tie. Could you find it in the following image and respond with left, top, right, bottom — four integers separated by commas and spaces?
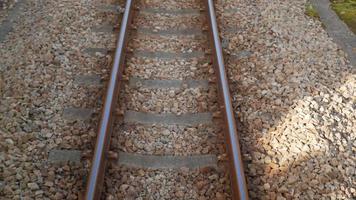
84, 1, 249, 199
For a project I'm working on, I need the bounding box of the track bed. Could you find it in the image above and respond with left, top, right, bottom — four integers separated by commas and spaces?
84, 1, 248, 199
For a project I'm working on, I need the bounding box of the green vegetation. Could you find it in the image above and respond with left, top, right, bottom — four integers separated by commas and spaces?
331, 0, 356, 34
305, 2, 320, 19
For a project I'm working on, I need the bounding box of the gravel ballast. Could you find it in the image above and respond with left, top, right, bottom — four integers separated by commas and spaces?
216, 0, 355, 199
0, 0, 121, 198
0, 0, 355, 199
102, 0, 234, 198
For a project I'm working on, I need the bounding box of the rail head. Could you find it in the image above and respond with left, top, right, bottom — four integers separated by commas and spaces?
84, 0, 134, 199
84, 0, 248, 199
204, 1, 249, 199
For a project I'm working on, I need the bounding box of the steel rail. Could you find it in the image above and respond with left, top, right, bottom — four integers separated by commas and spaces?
204, 1, 249, 199
84, 0, 134, 199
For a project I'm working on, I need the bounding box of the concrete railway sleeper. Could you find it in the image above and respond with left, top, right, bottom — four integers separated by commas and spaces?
84, 0, 248, 199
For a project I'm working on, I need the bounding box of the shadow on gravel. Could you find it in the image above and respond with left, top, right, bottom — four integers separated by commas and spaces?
228, 52, 355, 199
221, 2, 355, 197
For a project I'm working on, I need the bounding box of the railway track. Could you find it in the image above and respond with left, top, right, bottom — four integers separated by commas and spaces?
85, 0, 248, 199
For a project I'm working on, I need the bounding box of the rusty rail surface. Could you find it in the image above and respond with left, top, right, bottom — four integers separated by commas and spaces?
84, 0, 134, 199
204, 1, 249, 199
84, 0, 248, 199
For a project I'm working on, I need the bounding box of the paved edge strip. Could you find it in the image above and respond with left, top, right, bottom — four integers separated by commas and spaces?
129, 77, 209, 89
48, 150, 81, 163
311, 0, 356, 65
139, 8, 201, 15
124, 111, 212, 125
118, 152, 217, 169
63, 108, 94, 121
0, 0, 25, 42
133, 50, 205, 60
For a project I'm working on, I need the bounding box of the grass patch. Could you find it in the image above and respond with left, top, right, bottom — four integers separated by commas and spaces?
305, 2, 320, 19
331, 0, 356, 34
